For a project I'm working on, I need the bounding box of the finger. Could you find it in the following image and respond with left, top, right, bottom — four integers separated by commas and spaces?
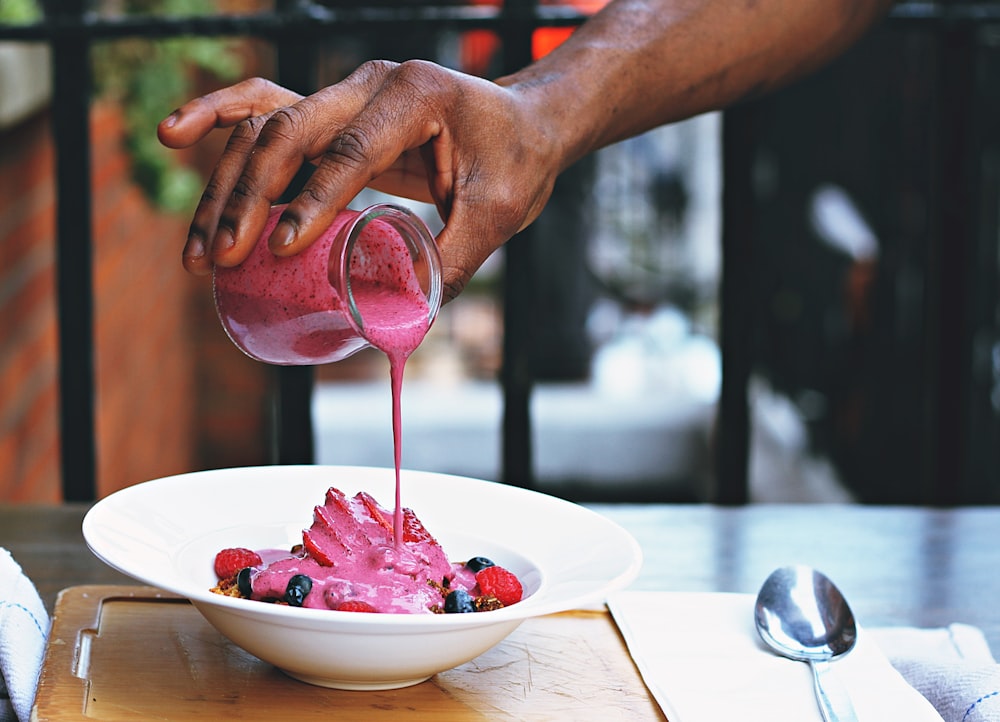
365, 150, 436, 205
184, 113, 274, 273
268, 61, 444, 256
209, 93, 364, 265
434, 201, 516, 303
430, 143, 553, 302
158, 78, 303, 273
157, 77, 302, 149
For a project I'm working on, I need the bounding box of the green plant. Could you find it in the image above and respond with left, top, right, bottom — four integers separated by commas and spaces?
0, 0, 41, 23
93, 0, 245, 212
0, 1, 244, 211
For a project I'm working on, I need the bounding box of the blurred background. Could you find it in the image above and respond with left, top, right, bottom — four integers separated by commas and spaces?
2, 0, 1000, 505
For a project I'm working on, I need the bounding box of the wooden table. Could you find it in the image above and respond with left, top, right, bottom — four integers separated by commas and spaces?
4, 501, 1000, 719
4, 501, 998, 652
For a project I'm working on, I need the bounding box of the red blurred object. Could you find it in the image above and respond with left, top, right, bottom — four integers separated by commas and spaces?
461, 0, 611, 76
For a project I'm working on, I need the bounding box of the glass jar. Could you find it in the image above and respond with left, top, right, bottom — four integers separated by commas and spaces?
213, 203, 442, 365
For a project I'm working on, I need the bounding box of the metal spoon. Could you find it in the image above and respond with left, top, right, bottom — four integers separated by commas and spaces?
754, 565, 859, 722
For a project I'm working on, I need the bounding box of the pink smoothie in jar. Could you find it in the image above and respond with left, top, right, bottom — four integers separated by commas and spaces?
213, 203, 441, 367
213, 203, 443, 547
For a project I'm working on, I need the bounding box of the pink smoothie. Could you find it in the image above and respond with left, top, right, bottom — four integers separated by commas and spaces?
214, 205, 431, 367
214, 205, 435, 547
243, 487, 479, 613
211, 486, 528, 614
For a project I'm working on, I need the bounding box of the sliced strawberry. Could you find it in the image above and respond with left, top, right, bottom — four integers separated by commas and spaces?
336, 600, 378, 613
213, 547, 262, 580
355, 491, 440, 551
302, 488, 379, 565
301, 529, 337, 566
311, 503, 353, 548
356, 492, 395, 535
301, 499, 350, 565
317, 488, 354, 527
476, 565, 523, 607
400, 506, 438, 545
300, 486, 446, 572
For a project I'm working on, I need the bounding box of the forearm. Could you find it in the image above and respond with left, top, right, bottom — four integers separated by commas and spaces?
499, 0, 894, 172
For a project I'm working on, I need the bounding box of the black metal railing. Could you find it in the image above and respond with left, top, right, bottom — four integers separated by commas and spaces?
1, 0, 589, 502
2, 1, 999, 504
723, 1, 1000, 505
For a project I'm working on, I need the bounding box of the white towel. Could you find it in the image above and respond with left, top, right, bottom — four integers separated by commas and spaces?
0, 548, 49, 722
608, 591, 945, 722
871, 625, 1000, 722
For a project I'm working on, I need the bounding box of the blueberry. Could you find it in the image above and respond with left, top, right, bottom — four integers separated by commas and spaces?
237, 567, 253, 598
284, 574, 313, 606
444, 589, 476, 613
466, 556, 495, 573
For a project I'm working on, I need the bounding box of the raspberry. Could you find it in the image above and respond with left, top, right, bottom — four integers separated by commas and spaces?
213, 547, 263, 581
336, 600, 378, 613
475, 565, 523, 607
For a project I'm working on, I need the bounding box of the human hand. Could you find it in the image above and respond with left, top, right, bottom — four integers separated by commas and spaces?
157, 61, 561, 301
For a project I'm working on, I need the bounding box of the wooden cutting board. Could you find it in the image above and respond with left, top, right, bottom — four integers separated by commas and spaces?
33, 586, 666, 720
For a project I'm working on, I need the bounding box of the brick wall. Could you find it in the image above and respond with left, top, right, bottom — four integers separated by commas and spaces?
1, 109, 61, 501
0, 100, 271, 502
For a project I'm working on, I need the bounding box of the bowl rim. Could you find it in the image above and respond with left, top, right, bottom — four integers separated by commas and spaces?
83, 465, 643, 627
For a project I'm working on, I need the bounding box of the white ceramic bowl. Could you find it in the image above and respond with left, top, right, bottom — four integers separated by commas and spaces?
83, 465, 642, 690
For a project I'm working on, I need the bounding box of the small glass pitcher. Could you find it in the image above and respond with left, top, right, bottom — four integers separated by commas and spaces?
213, 203, 442, 365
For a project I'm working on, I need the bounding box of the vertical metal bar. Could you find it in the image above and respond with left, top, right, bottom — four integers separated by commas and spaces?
271, 0, 320, 466
498, 0, 536, 488
927, 25, 976, 504
715, 104, 758, 505
47, 1, 97, 500
969, 26, 1000, 503
500, 229, 536, 489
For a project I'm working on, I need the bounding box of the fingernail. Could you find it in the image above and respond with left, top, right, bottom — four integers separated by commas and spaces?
184, 234, 205, 259
270, 221, 296, 249
214, 227, 235, 252
162, 111, 179, 129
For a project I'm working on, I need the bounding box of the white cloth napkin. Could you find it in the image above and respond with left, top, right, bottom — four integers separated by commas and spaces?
0, 548, 49, 722
870, 624, 1000, 722
608, 590, 944, 722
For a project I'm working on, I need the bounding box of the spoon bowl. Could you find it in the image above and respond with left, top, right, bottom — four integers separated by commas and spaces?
755, 565, 859, 721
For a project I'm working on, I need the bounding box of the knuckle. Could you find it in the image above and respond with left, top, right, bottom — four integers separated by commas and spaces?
395, 59, 442, 81
248, 105, 305, 148
393, 59, 451, 103
232, 115, 265, 138
230, 176, 258, 203
244, 76, 278, 94
226, 116, 266, 151
199, 179, 226, 205
257, 106, 306, 147
296, 185, 327, 206
325, 126, 373, 169
351, 59, 399, 84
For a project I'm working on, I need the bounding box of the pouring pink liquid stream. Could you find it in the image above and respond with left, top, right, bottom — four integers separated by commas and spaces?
354, 283, 428, 549
214, 205, 437, 547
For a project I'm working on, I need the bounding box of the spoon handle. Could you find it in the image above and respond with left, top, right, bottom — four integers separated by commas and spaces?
810, 660, 858, 722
